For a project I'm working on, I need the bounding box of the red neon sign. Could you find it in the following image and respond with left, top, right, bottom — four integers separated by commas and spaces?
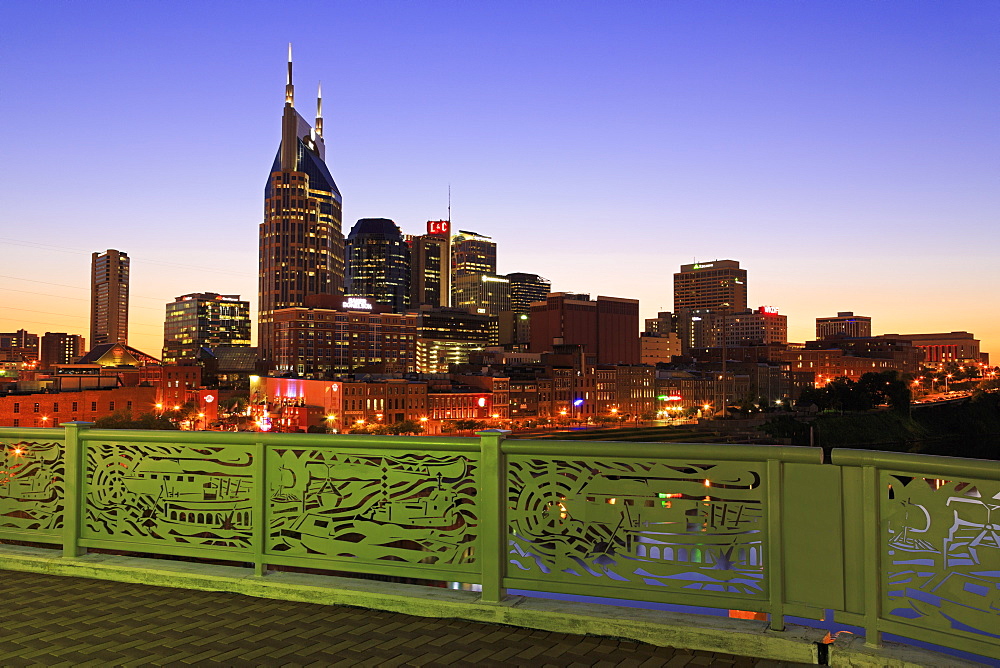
758, 306, 779, 315
427, 220, 450, 235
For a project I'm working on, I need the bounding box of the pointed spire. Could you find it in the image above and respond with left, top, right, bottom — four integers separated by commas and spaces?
315, 81, 323, 137
285, 43, 294, 106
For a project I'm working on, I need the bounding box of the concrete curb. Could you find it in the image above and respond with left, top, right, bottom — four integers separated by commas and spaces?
0, 544, 984, 666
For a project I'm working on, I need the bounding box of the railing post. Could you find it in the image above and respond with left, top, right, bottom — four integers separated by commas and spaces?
766, 458, 785, 631
253, 441, 267, 576
62, 421, 92, 558
477, 429, 510, 603
862, 464, 883, 648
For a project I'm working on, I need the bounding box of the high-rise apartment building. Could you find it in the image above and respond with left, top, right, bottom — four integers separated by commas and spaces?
675, 307, 786, 353
0, 330, 40, 363
345, 218, 410, 312
673, 260, 747, 312
452, 230, 496, 278
714, 307, 788, 347
259, 48, 344, 366
408, 220, 451, 308
817, 312, 872, 340
505, 273, 551, 314
162, 293, 251, 364
90, 249, 129, 347
40, 333, 85, 369
529, 293, 640, 365
644, 312, 675, 336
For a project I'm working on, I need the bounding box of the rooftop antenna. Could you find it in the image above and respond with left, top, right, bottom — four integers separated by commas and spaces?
285, 43, 294, 106
447, 184, 452, 224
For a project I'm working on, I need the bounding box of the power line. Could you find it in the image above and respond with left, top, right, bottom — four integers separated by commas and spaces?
1, 307, 162, 331
0, 237, 251, 277
2, 287, 162, 311
0, 275, 167, 303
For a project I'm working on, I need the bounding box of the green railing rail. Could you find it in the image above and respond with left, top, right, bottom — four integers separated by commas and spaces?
0, 424, 996, 660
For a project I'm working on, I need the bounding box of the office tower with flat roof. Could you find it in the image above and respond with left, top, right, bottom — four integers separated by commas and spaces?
505, 272, 551, 314
409, 220, 452, 308
259, 47, 344, 366
453, 274, 510, 345
415, 306, 491, 373
877, 331, 980, 365
817, 312, 872, 340
673, 260, 747, 312
40, 333, 85, 369
452, 274, 511, 318
529, 293, 640, 364
345, 218, 410, 312
162, 293, 251, 364
270, 301, 418, 377
452, 230, 496, 278
90, 249, 129, 347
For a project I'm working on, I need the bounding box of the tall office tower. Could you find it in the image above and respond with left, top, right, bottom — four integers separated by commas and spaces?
90, 249, 130, 347
409, 220, 452, 308
40, 333, 85, 369
162, 293, 252, 364
345, 218, 410, 312
452, 230, 496, 278
673, 260, 747, 311
817, 312, 872, 340
529, 293, 640, 364
505, 272, 550, 314
259, 47, 344, 366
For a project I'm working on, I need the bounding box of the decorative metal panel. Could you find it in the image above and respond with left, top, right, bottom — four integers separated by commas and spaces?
884, 474, 1000, 642
267, 449, 478, 569
0, 440, 64, 532
507, 457, 765, 597
84, 442, 254, 550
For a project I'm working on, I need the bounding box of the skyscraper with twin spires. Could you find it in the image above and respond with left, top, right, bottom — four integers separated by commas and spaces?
258, 46, 345, 366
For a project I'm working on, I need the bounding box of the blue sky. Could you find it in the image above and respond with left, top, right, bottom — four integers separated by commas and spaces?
1, 1, 998, 356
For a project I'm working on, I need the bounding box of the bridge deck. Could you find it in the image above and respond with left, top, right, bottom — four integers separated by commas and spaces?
0, 570, 804, 667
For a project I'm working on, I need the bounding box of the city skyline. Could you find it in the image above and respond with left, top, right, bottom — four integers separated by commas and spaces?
2, 2, 998, 357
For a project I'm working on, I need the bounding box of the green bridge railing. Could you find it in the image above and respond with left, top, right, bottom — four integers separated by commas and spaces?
0, 423, 996, 660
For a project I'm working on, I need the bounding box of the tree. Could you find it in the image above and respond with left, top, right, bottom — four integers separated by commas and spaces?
384, 419, 424, 435
94, 411, 178, 430
453, 419, 486, 432
796, 386, 831, 410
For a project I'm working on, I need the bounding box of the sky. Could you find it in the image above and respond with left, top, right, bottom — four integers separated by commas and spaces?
1, 1, 998, 358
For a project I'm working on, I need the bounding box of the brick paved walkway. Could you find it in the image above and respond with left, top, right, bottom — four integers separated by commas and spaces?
0, 571, 808, 667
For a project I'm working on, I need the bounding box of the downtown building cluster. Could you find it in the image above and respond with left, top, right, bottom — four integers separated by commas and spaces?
0, 54, 993, 432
